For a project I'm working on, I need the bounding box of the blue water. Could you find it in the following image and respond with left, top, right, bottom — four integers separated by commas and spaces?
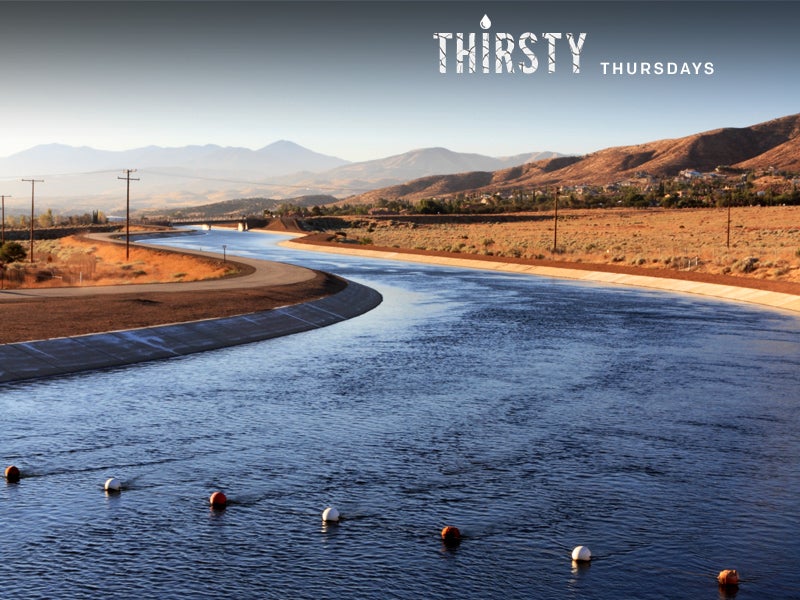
2, 229, 799, 599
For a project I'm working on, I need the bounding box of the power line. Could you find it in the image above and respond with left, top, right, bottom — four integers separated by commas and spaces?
0, 169, 122, 181
118, 169, 139, 260
138, 169, 374, 193
21, 179, 43, 262
2, 167, 376, 194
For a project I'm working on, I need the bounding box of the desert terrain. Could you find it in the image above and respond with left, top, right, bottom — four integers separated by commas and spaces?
2, 205, 800, 345
0, 234, 344, 344
1, 234, 239, 289
306, 206, 800, 284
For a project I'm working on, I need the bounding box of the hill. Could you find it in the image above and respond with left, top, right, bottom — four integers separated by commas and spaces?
138, 195, 339, 220
0, 142, 559, 213
0, 140, 349, 179
344, 114, 800, 204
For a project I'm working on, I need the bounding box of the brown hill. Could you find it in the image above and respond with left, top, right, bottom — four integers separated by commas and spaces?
345, 113, 800, 204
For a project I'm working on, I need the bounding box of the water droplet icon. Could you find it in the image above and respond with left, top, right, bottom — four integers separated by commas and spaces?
480, 14, 491, 30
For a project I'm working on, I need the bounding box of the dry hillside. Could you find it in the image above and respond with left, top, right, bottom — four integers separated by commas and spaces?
345, 113, 800, 204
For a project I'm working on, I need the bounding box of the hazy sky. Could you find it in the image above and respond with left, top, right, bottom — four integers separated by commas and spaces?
0, 1, 798, 161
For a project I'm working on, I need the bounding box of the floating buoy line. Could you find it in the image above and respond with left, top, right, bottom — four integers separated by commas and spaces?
2, 465, 746, 589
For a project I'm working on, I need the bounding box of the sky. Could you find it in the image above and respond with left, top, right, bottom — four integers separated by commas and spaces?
0, 0, 798, 162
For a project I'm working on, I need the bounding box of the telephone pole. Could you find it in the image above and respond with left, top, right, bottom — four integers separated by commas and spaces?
21, 179, 44, 262
1, 194, 10, 245
552, 187, 559, 253
118, 169, 139, 259
726, 191, 733, 249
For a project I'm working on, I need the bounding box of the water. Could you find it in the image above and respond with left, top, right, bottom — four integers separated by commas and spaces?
2, 229, 799, 599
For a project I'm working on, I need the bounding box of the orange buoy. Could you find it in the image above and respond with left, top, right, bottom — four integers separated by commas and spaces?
441, 526, 461, 545
718, 569, 740, 586
209, 491, 227, 508
5, 465, 20, 483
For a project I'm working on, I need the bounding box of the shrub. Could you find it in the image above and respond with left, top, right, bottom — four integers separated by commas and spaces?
734, 257, 759, 273
0, 241, 27, 263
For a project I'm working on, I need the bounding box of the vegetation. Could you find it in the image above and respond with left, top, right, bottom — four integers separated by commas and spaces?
0, 236, 237, 290
0, 241, 26, 263
246, 167, 800, 220
299, 205, 800, 283
2, 210, 107, 229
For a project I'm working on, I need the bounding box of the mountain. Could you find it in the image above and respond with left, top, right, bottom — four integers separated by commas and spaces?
0, 142, 560, 213
267, 147, 562, 197
0, 140, 349, 179
344, 114, 800, 204
0, 141, 351, 214
293, 147, 561, 183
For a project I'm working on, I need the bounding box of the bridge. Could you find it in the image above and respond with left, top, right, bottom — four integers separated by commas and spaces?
146, 216, 268, 230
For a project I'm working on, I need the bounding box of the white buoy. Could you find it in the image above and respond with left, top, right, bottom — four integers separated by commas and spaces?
104, 478, 121, 493
572, 545, 592, 562
322, 507, 340, 522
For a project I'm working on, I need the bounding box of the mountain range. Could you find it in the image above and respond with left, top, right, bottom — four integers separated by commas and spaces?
1, 112, 797, 215
0, 140, 348, 178
0, 142, 560, 213
345, 113, 800, 204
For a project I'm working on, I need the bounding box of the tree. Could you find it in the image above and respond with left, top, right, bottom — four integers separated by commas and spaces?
38, 208, 55, 228
0, 241, 27, 263
417, 198, 445, 214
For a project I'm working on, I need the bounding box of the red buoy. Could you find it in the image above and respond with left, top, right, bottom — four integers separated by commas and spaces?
718, 569, 740, 587
4, 465, 20, 483
441, 526, 461, 545
209, 491, 227, 508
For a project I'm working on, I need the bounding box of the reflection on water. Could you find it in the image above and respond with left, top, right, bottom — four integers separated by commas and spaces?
2, 229, 799, 599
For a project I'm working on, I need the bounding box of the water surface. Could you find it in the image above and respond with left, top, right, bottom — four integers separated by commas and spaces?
2, 229, 798, 599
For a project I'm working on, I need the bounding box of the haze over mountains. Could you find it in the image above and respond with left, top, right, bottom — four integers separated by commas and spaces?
0, 140, 348, 177
1, 113, 797, 215
0, 141, 560, 214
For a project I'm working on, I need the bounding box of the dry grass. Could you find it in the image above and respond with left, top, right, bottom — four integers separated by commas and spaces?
328, 206, 800, 283
2, 235, 238, 289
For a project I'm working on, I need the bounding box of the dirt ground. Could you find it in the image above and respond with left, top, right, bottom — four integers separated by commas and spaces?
1, 234, 238, 289
0, 271, 345, 344
0, 233, 349, 344
3, 209, 800, 345
321, 206, 800, 283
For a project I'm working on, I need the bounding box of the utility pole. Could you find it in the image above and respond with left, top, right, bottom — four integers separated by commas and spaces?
118, 169, 139, 259
21, 179, 43, 262
726, 191, 733, 249
0, 194, 10, 245
552, 187, 559, 253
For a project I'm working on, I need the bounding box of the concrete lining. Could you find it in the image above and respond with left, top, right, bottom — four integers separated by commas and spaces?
0, 280, 382, 384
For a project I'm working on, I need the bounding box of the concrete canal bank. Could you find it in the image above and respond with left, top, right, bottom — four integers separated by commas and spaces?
0, 279, 381, 384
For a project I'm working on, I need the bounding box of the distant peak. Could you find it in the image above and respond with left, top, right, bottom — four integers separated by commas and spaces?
261, 139, 305, 150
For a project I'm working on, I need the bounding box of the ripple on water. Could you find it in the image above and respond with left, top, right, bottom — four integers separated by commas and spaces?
2, 231, 799, 599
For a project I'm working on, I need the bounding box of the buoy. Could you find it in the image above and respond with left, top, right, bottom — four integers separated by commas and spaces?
209, 491, 227, 508
322, 507, 340, 522
4, 465, 20, 483
718, 569, 740, 586
441, 526, 461, 545
104, 478, 121, 493
572, 546, 592, 562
